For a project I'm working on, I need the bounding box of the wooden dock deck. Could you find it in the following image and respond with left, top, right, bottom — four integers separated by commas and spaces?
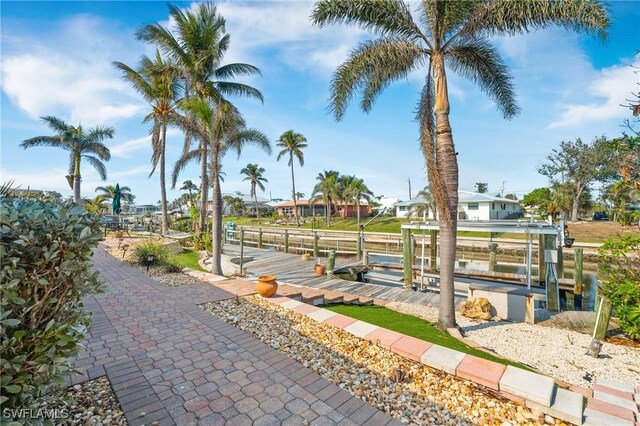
224, 244, 463, 308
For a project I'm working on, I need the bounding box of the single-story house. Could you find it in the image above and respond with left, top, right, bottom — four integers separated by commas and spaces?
129, 204, 159, 213
395, 191, 521, 220
275, 199, 371, 219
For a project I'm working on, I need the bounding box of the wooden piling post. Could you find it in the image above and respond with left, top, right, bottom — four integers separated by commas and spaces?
545, 249, 560, 312
403, 228, 413, 289
363, 249, 369, 266
488, 243, 498, 272
429, 230, 437, 272
525, 294, 535, 324
258, 228, 263, 249
556, 246, 564, 280
284, 229, 289, 254
327, 250, 336, 274
593, 296, 613, 340
239, 228, 244, 274
313, 232, 319, 258
574, 248, 584, 295
538, 235, 556, 284
356, 233, 362, 260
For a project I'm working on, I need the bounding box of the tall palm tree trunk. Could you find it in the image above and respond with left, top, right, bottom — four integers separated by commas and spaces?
199, 141, 209, 237
210, 147, 223, 275
433, 56, 458, 330
73, 155, 81, 203
356, 199, 361, 227
290, 155, 300, 226
254, 187, 261, 224
571, 195, 580, 222
159, 125, 170, 234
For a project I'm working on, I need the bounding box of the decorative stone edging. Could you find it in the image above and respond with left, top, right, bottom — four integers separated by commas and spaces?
263, 294, 591, 425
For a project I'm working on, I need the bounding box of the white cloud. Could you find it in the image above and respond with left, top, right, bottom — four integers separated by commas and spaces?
213, 1, 368, 76
0, 14, 144, 125
548, 59, 639, 129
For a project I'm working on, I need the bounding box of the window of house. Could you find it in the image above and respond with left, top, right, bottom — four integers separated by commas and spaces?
492, 203, 495, 209
399, 206, 407, 211
501, 203, 506, 210
282, 207, 292, 214
468, 202, 479, 210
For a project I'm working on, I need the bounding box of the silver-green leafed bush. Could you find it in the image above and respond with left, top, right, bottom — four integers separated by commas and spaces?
0, 197, 103, 418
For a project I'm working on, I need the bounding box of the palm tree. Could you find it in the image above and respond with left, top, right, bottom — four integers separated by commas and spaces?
170, 98, 270, 274
240, 164, 268, 224
411, 186, 437, 220
114, 51, 180, 234
345, 177, 374, 227
21, 116, 114, 203
180, 179, 198, 207
312, 0, 608, 329
312, 170, 340, 226
84, 195, 107, 214
95, 184, 135, 206
276, 130, 308, 226
137, 3, 264, 237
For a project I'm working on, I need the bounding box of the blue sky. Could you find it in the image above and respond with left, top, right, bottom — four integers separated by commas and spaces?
1, 1, 639, 205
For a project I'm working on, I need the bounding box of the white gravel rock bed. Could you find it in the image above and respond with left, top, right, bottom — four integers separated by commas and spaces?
204, 296, 547, 426
387, 301, 640, 389
39, 377, 127, 425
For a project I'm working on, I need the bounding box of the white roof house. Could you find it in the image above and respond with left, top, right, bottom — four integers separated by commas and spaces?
394, 191, 521, 220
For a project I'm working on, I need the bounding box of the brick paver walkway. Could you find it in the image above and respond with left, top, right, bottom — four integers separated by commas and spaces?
68, 246, 397, 425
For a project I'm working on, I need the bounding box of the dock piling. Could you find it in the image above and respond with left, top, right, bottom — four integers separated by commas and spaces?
284, 230, 289, 254
239, 228, 244, 275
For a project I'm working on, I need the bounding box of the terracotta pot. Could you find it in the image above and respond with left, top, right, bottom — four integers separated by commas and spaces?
256, 275, 278, 297
314, 264, 326, 276
301, 253, 311, 261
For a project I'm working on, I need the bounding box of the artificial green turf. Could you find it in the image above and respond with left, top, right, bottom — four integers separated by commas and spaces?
174, 249, 206, 272
324, 304, 530, 369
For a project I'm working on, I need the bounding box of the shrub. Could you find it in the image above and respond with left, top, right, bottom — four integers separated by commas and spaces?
598, 235, 640, 340
163, 254, 184, 273
133, 241, 170, 265
0, 197, 103, 413
193, 232, 212, 253
618, 210, 639, 226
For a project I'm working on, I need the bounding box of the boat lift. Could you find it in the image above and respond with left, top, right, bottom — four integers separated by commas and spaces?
400, 218, 566, 290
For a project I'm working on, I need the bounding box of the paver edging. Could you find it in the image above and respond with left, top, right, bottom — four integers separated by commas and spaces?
260, 294, 592, 425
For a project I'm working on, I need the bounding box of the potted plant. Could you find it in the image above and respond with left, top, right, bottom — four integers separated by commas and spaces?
301, 253, 311, 261
314, 262, 325, 276
256, 275, 278, 297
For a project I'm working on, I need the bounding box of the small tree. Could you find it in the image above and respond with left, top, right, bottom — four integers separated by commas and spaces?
475, 182, 488, 193
538, 137, 616, 221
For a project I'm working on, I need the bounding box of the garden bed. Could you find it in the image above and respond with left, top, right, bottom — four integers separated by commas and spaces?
203, 296, 546, 425
36, 377, 127, 425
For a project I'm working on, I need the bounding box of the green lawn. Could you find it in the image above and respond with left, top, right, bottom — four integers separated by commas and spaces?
174, 249, 206, 272
324, 304, 530, 369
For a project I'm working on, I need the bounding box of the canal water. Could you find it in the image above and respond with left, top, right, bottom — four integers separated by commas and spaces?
368, 253, 598, 311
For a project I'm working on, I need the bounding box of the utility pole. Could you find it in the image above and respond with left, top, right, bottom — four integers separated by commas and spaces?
408, 177, 412, 199
500, 181, 506, 197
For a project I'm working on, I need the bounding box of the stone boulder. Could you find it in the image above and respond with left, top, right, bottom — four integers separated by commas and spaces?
460, 297, 493, 321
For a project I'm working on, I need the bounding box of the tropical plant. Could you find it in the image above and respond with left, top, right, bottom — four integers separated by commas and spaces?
598, 235, 640, 340
95, 184, 135, 205
240, 163, 268, 224
84, 195, 107, 214
0, 197, 103, 413
138, 2, 264, 236
170, 98, 270, 274
21, 116, 114, 203
114, 51, 181, 234
411, 186, 437, 220
276, 130, 308, 226
345, 177, 374, 227
312, 170, 340, 226
474, 182, 488, 193
311, 0, 608, 329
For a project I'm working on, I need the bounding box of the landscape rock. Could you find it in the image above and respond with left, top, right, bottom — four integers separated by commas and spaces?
459, 298, 493, 321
